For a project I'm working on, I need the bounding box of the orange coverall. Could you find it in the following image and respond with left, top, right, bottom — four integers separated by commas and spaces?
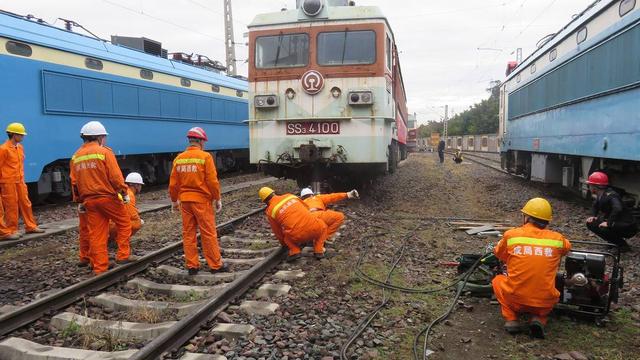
169, 145, 223, 271
0, 140, 39, 236
492, 223, 571, 324
108, 187, 141, 242
266, 193, 328, 256
303, 193, 347, 237
70, 142, 131, 274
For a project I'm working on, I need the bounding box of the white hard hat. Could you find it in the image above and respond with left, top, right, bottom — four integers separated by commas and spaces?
125, 172, 144, 185
80, 121, 108, 136
300, 188, 314, 197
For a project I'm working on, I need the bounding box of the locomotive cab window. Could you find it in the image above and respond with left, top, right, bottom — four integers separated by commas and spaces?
619, 0, 636, 16
386, 35, 392, 70
317, 30, 376, 66
140, 69, 153, 80
549, 48, 557, 62
255, 33, 309, 69
5, 41, 32, 57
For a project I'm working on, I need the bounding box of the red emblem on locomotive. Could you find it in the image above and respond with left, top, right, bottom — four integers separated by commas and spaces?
301, 70, 325, 95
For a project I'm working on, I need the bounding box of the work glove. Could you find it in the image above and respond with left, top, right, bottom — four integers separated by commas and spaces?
215, 200, 223, 213
77, 203, 86, 214
347, 190, 360, 199
140, 219, 145, 225
171, 201, 181, 213
122, 193, 131, 204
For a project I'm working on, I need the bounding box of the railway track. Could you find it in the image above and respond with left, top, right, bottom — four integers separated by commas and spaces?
0, 206, 315, 359
0, 177, 278, 250
445, 151, 506, 174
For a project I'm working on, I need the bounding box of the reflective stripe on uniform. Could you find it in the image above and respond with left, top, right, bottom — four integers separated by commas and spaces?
72, 153, 106, 164
271, 195, 298, 219
507, 236, 564, 248
174, 158, 206, 165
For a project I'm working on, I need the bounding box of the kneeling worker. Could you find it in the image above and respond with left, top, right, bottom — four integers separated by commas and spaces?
585, 171, 638, 252
259, 187, 328, 261
169, 127, 226, 275
299, 188, 359, 238
109, 172, 144, 243
492, 198, 571, 339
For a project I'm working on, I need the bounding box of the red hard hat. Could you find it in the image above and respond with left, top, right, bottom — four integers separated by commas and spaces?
187, 127, 208, 141
587, 171, 609, 186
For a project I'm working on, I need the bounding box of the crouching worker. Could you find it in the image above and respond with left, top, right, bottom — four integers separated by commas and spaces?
492, 198, 571, 339
300, 188, 359, 239
585, 171, 638, 252
109, 172, 144, 243
453, 149, 463, 164
259, 187, 328, 261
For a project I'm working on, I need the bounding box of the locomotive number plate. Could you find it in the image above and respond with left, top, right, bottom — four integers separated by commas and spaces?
286, 121, 340, 135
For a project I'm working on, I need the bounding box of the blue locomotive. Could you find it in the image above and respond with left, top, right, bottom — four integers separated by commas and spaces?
500, 0, 640, 201
0, 10, 248, 200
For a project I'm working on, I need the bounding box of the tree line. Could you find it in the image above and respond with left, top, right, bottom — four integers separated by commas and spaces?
417, 80, 501, 138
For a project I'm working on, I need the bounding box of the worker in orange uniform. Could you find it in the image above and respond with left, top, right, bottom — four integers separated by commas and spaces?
299, 188, 359, 238
0, 123, 44, 240
492, 198, 571, 339
108, 172, 144, 244
259, 187, 328, 261
70, 121, 133, 275
169, 127, 225, 276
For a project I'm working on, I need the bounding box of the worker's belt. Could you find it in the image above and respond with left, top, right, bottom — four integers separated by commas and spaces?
507, 236, 564, 248
270, 195, 298, 219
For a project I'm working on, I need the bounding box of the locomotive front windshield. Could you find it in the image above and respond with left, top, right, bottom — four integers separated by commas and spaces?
317, 30, 376, 65
255, 33, 309, 68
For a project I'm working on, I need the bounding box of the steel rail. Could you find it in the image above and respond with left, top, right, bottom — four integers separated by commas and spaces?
0, 207, 265, 336
130, 246, 287, 359
0, 177, 277, 250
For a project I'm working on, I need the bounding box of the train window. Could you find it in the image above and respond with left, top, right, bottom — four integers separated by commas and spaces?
530, 64, 536, 74
85, 58, 103, 70
620, 0, 636, 16
447, 139, 452, 146
386, 35, 392, 70
255, 33, 309, 69
317, 30, 376, 66
5, 41, 32, 57
140, 69, 153, 80
482, 137, 488, 148
211, 85, 221, 93
457, 138, 462, 147
577, 27, 587, 44
236, 90, 244, 97
181, 78, 191, 87
468, 138, 474, 148
549, 48, 557, 62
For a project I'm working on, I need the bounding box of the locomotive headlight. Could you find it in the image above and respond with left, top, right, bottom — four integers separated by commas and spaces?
302, 0, 324, 17
331, 87, 342, 98
348, 91, 374, 105
286, 88, 296, 100
254, 95, 279, 109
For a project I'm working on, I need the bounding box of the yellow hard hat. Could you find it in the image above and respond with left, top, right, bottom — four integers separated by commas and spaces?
6, 122, 26, 135
258, 187, 275, 202
521, 197, 552, 221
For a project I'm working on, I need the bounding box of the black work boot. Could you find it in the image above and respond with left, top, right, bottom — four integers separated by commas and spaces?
210, 263, 230, 273
188, 268, 199, 275
286, 253, 301, 262
529, 319, 546, 339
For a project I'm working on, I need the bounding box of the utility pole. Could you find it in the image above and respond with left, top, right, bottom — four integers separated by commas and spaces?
443, 105, 449, 138
223, 0, 237, 76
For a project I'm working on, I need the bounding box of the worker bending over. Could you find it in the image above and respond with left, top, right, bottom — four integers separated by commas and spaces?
169, 127, 226, 275
0, 123, 44, 240
300, 188, 359, 238
109, 172, 144, 243
492, 198, 571, 339
70, 121, 133, 275
585, 171, 638, 252
259, 187, 328, 261
453, 149, 464, 164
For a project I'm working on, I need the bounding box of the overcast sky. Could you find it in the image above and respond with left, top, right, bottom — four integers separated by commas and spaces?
1, 0, 594, 124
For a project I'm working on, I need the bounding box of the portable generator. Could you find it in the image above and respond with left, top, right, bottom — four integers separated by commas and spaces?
456, 240, 623, 323
554, 240, 623, 322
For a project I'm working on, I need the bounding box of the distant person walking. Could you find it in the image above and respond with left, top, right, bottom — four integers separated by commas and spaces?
437, 139, 445, 164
